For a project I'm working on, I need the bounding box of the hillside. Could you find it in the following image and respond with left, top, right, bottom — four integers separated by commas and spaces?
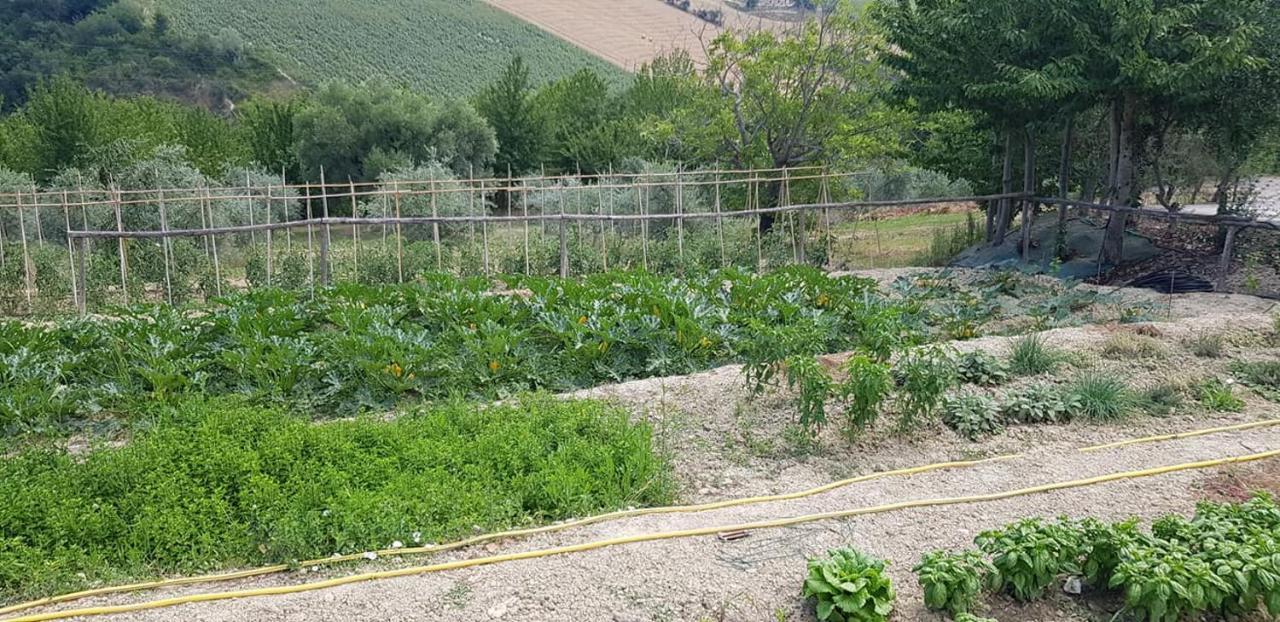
153, 0, 630, 98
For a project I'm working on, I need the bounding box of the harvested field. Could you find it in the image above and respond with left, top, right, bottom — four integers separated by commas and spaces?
486, 0, 785, 69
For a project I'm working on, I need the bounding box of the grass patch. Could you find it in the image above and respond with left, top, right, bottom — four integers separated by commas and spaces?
1230, 360, 1280, 400
832, 210, 978, 269
1068, 373, 1134, 421
1099, 333, 1167, 359
1183, 332, 1226, 358
1136, 382, 1185, 417
1196, 378, 1245, 412
0, 396, 672, 603
1007, 334, 1064, 376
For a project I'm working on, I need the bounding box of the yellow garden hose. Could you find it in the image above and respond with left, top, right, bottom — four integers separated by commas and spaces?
1078, 418, 1280, 452
5, 416, 1279, 618
8, 448, 1278, 622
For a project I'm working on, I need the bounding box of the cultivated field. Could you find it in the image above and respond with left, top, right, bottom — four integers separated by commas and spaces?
486, 0, 788, 69
153, 0, 627, 96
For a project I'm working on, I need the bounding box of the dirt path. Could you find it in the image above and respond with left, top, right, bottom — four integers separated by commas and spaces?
29, 311, 1280, 622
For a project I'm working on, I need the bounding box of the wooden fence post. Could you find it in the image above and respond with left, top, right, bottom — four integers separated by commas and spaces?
158, 187, 173, 305
203, 187, 222, 297
480, 178, 491, 276
393, 180, 404, 284
62, 191, 78, 311
676, 168, 685, 271
349, 179, 360, 282
265, 184, 274, 288
16, 189, 34, 308
715, 173, 725, 268
318, 167, 332, 285
1217, 225, 1239, 292
112, 186, 129, 305
430, 177, 442, 271
559, 190, 569, 278
522, 185, 531, 276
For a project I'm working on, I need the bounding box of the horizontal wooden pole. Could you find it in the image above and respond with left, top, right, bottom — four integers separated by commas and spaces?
67, 194, 1020, 240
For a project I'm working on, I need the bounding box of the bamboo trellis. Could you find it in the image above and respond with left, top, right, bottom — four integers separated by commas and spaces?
2, 164, 1275, 317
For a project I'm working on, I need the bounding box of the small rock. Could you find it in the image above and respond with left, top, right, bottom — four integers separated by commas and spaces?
1063, 576, 1083, 595
488, 599, 515, 618
613, 614, 645, 622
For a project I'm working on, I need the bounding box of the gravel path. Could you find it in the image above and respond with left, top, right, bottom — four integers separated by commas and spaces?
22, 309, 1280, 622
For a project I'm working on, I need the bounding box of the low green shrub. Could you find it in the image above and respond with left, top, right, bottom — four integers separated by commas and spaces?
1135, 382, 1185, 417
915, 496, 1280, 621
837, 355, 894, 436
1231, 360, 1280, 400
783, 355, 836, 435
1197, 378, 1245, 412
914, 550, 996, 615
955, 351, 1009, 387
1007, 334, 1063, 376
942, 395, 1002, 440
999, 384, 1078, 424
977, 518, 1081, 601
0, 396, 672, 602
893, 346, 957, 431
802, 548, 896, 622
1183, 331, 1225, 358
1068, 373, 1134, 421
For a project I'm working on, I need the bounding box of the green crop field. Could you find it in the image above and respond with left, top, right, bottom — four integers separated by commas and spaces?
154, 0, 630, 98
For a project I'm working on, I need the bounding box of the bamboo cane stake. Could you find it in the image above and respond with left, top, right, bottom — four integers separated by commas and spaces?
112, 186, 129, 305
158, 187, 173, 306
393, 180, 404, 284
17, 190, 34, 308
62, 191, 77, 311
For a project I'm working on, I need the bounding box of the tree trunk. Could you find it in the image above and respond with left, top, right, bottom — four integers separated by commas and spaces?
1056, 117, 1074, 260
1101, 94, 1137, 267
1020, 126, 1036, 260
758, 178, 782, 234
992, 131, 1014, 247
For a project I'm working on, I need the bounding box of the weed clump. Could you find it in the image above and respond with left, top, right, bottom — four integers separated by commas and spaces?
1100, 333, 1166, 359
1183, 332, 1225, 358
1007, 334, 1064, 376
1068, 373, 1134, 420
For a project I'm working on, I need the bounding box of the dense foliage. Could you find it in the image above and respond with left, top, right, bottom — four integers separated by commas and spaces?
0, 395, 671, 601
923, 496, 1280, 621
0, 268, 924, 431
0, 0, 283, 111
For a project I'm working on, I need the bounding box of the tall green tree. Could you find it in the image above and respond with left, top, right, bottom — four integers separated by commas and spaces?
698, 1, 908, 230
1085, 0, 1267, 262
20, 75, 104, 182
475, 56, 545, 176
239, 98, 301, 181
293, 82, 496, 188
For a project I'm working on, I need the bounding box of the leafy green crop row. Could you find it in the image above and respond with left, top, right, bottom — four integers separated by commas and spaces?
0, 395, 671, 602
915, 495, 1280, 621
1, 267, 929, 432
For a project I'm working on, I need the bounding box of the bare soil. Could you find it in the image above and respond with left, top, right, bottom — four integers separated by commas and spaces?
31, 298, 1280, 622
485, 0, 785, 70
